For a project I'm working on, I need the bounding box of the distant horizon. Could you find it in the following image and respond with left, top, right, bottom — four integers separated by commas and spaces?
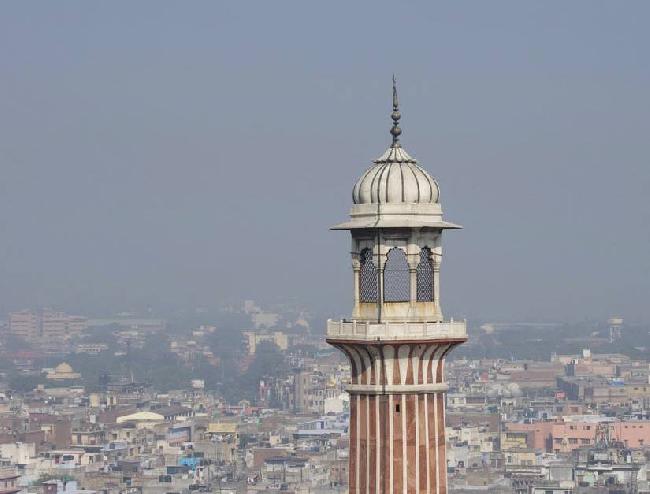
0, 300, 635, 329
1, 2, 649, 323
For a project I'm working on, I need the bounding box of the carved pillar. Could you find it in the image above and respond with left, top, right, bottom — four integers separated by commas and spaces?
376, 240, 385, 320
433, 256, 442, 319
408, 260, 417, 308
377, 267, 385, 321
352, 259, 361, 319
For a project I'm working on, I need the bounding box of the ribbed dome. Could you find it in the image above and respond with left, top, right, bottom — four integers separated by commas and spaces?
352, 146, 440, 205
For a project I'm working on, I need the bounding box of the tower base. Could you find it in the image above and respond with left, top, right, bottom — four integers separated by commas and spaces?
327, 321, 466, 494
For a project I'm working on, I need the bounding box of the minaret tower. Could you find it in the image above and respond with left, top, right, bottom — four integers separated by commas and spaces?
327, 78, 467, 494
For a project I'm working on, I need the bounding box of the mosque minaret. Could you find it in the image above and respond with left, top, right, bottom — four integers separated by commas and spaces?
326, 78, 467, 494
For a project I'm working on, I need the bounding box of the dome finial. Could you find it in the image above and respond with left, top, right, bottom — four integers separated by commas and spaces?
390, 75, 402, 148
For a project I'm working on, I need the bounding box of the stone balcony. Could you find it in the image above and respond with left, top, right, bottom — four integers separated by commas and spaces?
326, 318, 467, 341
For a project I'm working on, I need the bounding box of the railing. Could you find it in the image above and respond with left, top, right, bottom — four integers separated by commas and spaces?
326, 319, 467, 340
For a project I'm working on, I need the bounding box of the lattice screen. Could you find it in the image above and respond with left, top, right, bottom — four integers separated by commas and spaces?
384, 247, 410, 302
416, 247, 434, 302
359, 248, 378, 302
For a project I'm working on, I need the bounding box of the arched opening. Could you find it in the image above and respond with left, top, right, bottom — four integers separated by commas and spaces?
359, 248, 377, 303
384, 247, 410, 302
416, 247, 434, 302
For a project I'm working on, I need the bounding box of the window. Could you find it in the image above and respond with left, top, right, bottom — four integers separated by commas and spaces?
384, 247, 410, 302
359, 248, 378, 302
416, 247, 434, 301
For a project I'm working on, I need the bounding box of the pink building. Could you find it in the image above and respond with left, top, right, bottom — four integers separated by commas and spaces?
505, 419, 650, 453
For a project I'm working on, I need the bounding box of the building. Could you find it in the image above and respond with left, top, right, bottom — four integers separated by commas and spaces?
46, 362, 82, 380
0, 467, 20, 494
326, 80, 467, 493
243, 330, 288, 354
8, 309, 88, 342
505, 417, 650, 453
8, 310, 40, 340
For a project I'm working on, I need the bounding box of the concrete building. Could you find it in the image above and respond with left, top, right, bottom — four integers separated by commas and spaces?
505, 417, 650, 453
243, 330, 288, 354
8, 309, 88, 342
0, 467, 20, 494
8, 310, 40, 340
326, 80, 467, 493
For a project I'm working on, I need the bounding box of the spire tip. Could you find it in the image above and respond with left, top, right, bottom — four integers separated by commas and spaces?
390, 75, 402, 147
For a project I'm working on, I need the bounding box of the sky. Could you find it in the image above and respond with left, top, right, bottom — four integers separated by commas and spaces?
0, 1, 649, 323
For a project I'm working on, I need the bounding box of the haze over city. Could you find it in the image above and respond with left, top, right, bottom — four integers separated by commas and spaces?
3, 3, 650, 494
1, 2, 649, 323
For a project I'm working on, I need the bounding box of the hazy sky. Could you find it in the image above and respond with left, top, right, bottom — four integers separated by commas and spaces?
1, 1, 649, 323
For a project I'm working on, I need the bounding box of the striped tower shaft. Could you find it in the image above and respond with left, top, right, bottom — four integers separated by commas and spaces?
330, 340, 463, 494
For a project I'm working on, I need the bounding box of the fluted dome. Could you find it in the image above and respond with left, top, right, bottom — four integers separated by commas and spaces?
55, 362, 73, 373
352, 146, 440, 205
332, 78, 460, 231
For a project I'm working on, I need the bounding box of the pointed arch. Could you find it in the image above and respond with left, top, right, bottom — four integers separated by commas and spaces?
384, 247, 410, 302
359, 248, 378, 303
416, 247, 434, 302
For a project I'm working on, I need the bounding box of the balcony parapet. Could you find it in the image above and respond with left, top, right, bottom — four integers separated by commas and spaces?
326, 319, 467, 341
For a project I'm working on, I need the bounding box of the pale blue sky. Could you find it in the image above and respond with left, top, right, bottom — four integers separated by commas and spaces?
1, 1, 649, 322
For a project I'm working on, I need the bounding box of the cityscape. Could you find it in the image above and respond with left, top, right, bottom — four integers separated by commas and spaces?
2, 2, 650, 494
1, 304, 649, 493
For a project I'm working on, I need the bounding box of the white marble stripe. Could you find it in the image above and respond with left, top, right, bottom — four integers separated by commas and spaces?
376, 394, 380, 493
424, 394, 430, 494
433, 393, 439, 494
441, 396, 447, 494
366, 394, 370, 494
415, 393, 419, 494
389, 393, 394, 494
402, 393, 407, 494
357, 393, 361, 494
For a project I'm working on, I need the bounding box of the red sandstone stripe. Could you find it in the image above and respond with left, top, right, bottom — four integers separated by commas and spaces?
350, 396, 357, 493
381, 395, 390, 493
405, 344, 415, 385
437, 393, 446, 494
364, 347, 376, 385
428, 393, 437, 493
354, 346, 369, 385
392, 344, 401, 385
418, 394, 427, 492
406, 394, 417, 494
393, 395, 403, 494
436, 344, 454, 383
418, 345, 425, 385
378, 345, 388, 384
427, 347, 436, 384
359, 394, 368, 494
369, 395, 377, 494
339, 345, 358, 384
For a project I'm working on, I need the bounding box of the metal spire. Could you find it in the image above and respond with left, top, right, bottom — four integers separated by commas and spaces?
390, 75, 402, 148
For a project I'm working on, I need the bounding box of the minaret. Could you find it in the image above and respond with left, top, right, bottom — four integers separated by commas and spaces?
327, 79, 467, 494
